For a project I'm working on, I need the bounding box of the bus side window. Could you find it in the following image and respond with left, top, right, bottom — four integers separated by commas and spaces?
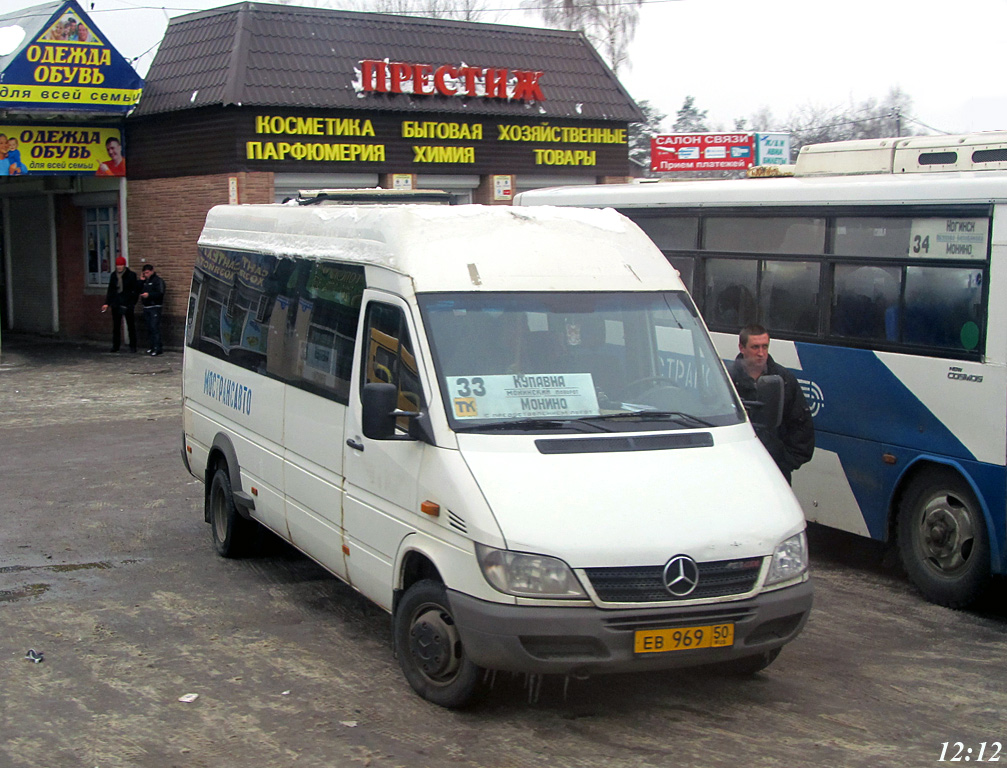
759, 260, 820, 335
364, 303, 424, 429
705, 258, 757, 328
831, 265, 900, 342
903, 266, 983, 351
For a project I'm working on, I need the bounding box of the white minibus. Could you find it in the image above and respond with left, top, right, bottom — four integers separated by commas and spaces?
180, 202, 812, 707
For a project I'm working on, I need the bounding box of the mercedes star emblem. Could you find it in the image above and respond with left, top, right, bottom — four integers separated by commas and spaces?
663, 555, 700, 597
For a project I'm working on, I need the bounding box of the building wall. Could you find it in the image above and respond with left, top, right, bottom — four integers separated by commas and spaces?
126, 171, 274, 348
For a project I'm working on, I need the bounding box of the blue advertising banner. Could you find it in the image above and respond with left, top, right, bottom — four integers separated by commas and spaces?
0, 0, 143, 113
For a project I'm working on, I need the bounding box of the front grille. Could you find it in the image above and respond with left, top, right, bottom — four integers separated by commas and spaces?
585, 558, 763, 603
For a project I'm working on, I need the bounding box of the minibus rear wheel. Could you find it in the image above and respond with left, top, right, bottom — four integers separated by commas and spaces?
897, 469, 990, 608
208, 467, 254, 558
394, 580, 483, 708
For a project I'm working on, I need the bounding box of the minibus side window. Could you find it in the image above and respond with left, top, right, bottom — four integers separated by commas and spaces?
363, 302, 424, 430
264, 259, 364, 404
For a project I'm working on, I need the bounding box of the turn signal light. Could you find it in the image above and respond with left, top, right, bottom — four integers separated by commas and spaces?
421, 501, 440, 517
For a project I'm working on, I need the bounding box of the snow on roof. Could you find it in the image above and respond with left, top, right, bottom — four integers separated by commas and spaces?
198, 203, 681, 293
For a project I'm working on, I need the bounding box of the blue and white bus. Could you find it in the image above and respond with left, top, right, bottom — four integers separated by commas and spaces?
516, 133, 1007, 607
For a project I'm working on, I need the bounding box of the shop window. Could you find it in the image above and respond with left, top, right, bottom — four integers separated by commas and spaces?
85, 206, 120, 288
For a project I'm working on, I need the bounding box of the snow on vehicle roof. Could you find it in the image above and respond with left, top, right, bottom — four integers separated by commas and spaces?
198, 203, 684, 293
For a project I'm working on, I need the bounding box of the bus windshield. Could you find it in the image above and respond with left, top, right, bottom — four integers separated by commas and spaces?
418, 291, 743, 432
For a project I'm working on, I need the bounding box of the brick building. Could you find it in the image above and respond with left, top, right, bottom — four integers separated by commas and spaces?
2, 1, 642, 347
126, 2, 643, 348
0, 0, 143, 343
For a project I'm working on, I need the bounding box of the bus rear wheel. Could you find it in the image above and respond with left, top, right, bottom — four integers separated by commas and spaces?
208, 467, 254, 558
897, 469, 990, 607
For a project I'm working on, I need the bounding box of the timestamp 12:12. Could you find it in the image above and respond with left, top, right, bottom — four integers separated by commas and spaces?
940, 742, 1002, 762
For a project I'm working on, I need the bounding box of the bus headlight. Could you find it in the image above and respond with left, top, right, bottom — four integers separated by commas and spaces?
765, 530, 809, 586
475, 544, 587, 598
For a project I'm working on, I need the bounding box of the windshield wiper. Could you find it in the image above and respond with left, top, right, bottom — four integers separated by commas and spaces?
577, 411, 715, 428
454, 417, 608, 433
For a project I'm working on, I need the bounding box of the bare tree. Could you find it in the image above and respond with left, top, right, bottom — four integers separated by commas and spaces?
521, 0, 645, 75
735, 87, 924, 160
347, 0, 494, 22
745, 106, 776, 133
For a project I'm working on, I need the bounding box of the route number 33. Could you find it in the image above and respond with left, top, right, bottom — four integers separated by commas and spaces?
455, 377, 486, 397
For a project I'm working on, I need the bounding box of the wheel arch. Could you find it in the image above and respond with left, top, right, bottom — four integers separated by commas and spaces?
204, 434, 250, 522
391, 533, 479, 616
888, 456, 1001, 569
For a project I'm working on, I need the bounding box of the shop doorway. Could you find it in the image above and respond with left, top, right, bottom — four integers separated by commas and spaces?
8, 195, 55, 333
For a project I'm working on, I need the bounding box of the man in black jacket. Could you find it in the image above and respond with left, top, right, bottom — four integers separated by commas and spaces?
139, 264, 166, 356
101, 257, 139, 352
729, 324, 815, 484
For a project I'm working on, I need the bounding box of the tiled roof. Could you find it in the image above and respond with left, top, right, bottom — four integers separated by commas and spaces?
133, 2, 643, 122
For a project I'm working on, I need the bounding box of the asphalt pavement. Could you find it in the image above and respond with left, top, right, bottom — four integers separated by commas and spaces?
2, 332, 1007, 768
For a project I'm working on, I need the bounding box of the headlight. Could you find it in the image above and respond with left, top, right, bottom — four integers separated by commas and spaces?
475, 544, 587, 598
765, 530, 809, 586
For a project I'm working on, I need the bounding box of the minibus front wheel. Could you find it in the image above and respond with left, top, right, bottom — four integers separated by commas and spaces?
394, 579, 483, 708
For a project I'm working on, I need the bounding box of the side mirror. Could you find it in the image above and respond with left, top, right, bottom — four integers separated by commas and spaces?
362, 382, 401, 440
745, 374, 784, 430
361, 382, 433, 443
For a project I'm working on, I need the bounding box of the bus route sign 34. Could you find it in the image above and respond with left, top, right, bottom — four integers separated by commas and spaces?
651, 133, 755, 172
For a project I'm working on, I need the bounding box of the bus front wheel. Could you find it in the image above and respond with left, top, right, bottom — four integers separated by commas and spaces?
394, 580, 484, 708
897, 470, 990, 607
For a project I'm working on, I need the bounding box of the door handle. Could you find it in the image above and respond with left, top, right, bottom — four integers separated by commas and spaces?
346, 438, 365, 452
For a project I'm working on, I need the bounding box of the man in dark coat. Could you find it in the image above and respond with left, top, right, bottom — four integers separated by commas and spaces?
729, 324, 815, 484
101, 256, 140, 352
139, 264, 166, 356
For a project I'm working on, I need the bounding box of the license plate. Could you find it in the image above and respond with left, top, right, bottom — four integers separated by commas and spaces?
634, 623, 734, 654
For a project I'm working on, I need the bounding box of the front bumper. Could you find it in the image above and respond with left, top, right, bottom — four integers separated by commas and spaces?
447, 579, 813, 675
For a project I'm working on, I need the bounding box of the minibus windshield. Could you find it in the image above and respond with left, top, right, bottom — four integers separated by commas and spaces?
418, 292, 744, 432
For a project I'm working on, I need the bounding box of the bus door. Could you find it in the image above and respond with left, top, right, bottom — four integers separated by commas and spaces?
342, 295, 427, 609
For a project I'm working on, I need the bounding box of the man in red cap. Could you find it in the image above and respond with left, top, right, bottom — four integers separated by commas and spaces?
101, 256, 140, 352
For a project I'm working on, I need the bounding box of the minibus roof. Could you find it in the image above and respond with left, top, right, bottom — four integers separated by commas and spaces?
197, 203, 683, 293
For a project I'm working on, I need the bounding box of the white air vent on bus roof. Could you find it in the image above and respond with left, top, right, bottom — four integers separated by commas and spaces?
794, 138, 899, 176
893, 133, 1007, 173
794, 132, 1007, 177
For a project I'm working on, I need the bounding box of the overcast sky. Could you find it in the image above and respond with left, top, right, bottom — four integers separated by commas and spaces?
4, 0, 1006, 136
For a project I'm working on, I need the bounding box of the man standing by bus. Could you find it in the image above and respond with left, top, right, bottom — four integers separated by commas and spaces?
101, 257, 139, 353
730, 324, 815, 484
